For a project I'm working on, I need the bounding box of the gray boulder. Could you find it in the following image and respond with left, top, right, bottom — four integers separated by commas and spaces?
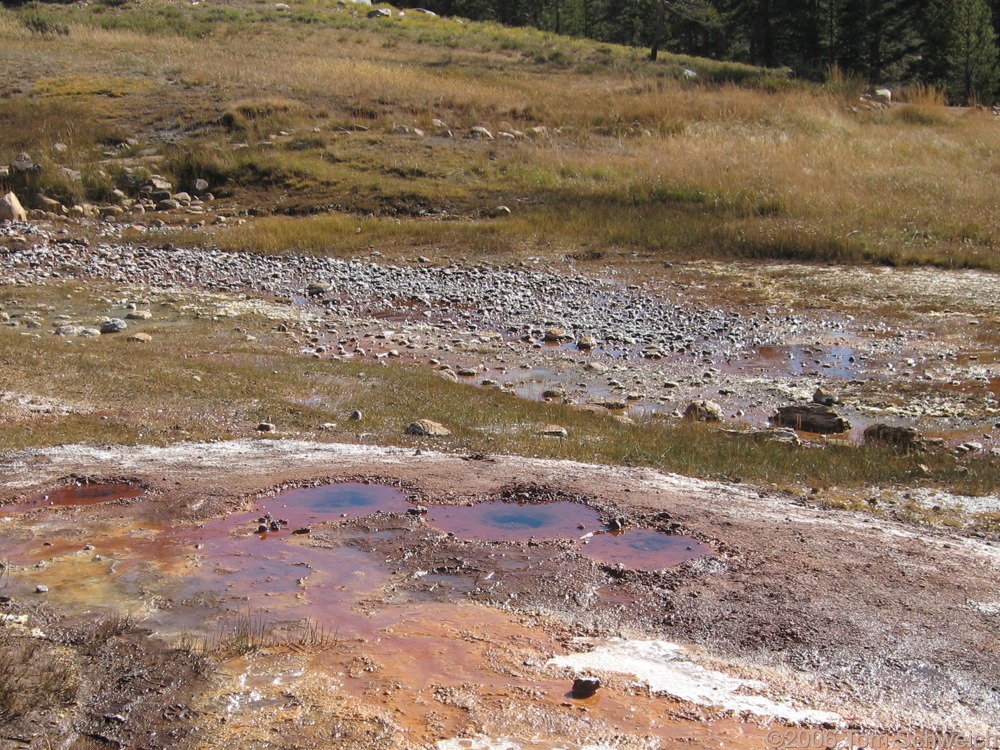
684, 399, 723, 422
100, 318, 128, 334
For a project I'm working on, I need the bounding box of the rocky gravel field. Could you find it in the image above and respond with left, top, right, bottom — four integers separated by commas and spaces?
3, 221, 998, 446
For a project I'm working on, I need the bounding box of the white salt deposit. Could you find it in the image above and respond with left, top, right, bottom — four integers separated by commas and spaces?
548, 639, 840, 724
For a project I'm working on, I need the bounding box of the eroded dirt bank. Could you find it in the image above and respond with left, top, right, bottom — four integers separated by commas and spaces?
2, 440, 998, 747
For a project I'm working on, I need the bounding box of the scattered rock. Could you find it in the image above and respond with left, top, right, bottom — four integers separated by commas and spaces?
538, 425, 568, 437
543, 328, 572, 342
406, 419, 451, 437
257, 422, 276, 432
127, 332, 153, 343
100, 318, 128, 334
146, 175, 173, 191
407, 505, 428, 515
571, 677, 600, 698
10, 153, 38, 174
35, 585, 49, 594
349, 409, 363, 421
126, 310, 152, 320
813, 387, 839, 406
956, 441, 983, 455
684, 399, 723, 422
307, 282, 332, 296
590, 397, 627, 410
772, 404, 851, 434
35, 194, 65, 215
368, 7, 391, 18
0, 191, 27, 222
576, 335, 597, 350
471, 126, 494, 139
491, 205, 511, 218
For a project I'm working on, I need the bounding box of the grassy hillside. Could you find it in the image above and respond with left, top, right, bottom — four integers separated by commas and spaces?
2, 0, 999, 269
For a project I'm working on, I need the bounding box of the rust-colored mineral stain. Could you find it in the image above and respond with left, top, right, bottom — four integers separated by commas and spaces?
425, 500, 602, 542
7, 482, 144, 511
579, 529, 713, 570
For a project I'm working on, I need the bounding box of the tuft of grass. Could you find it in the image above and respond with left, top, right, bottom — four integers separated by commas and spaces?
18, 7, 69, 36
181, 611, 332, 657
0, 627, 79, 721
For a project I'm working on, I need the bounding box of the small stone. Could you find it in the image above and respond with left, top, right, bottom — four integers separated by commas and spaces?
349, 409, 363, 421
125, 310, 152, 320
406, 419, 451, 437
307, 282, 332, 296
576, 335, 597, 350
257, 422, 276, 432
407, 505, 428, 515
571, 677, 600, 698
813, 387, 838, 406
538, 425, 568, 437
35, 585, 49, 594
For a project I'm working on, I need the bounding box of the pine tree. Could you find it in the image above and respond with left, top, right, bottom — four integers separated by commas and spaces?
945, 0, 1000, 103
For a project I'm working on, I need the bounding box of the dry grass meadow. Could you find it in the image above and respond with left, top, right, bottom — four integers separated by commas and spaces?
2, 0, 1000, 268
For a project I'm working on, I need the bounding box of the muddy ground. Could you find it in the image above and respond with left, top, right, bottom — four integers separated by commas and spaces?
2, 440, 999, 748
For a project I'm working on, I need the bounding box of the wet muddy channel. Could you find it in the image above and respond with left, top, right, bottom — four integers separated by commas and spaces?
303, 309, 999, 450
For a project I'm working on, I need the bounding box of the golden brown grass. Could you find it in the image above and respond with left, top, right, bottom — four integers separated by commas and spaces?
2, 0, 999, 268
